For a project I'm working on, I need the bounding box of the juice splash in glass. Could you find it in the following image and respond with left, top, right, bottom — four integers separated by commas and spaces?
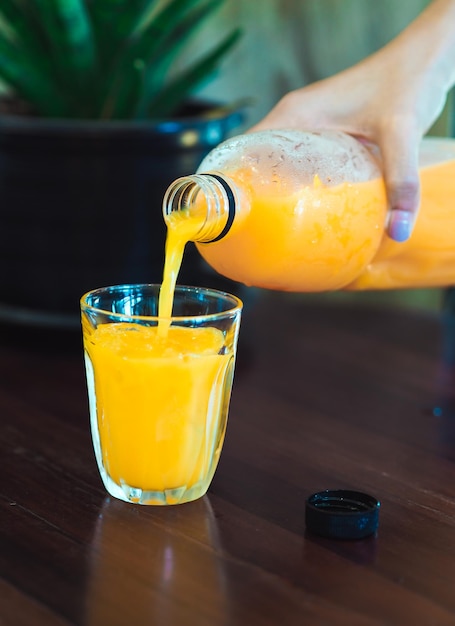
81, 284, 242, 505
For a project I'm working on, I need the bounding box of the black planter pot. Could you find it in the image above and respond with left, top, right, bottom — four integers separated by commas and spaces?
0, 102, 244, 327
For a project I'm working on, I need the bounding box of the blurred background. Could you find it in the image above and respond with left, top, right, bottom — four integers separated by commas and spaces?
192, 0, 445, 130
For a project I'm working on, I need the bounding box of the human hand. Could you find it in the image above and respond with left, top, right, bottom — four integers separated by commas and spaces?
250, 0, 455, 242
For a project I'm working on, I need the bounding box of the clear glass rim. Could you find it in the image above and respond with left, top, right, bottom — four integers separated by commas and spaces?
80, 283, 243, 323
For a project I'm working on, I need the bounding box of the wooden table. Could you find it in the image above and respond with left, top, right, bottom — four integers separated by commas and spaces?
2, 290, 455, 626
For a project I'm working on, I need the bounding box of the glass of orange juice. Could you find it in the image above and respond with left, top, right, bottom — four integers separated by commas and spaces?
80, 284, 242, 505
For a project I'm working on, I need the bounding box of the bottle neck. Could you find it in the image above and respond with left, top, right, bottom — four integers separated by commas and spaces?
162, 173, 237, 243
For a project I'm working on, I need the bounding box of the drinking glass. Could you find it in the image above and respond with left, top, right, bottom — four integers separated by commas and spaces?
81, 284, 242, 505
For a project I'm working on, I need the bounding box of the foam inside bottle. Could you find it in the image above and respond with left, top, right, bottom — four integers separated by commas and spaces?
198, 129, 382, 190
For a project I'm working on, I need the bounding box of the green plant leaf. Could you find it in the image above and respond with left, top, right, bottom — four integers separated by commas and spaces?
51, 0, 97, 78
0, 0, 241, 119
145, 28, 241, 119
138, 0, 228, 92
24, 0, 98, 115
131, 0, 227, 66
0, 28, 70, 116
100, 0, 233, 119
87, 0, 153, 63
98, 0, 200, 117
0, 1, 63, 96
102, 57, 148, 120
0, 1, 43, 50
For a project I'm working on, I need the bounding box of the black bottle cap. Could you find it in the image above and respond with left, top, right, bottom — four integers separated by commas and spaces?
305, 490, 380, 540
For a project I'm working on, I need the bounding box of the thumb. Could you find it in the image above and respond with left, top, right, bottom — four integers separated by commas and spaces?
379, 122, 421, 242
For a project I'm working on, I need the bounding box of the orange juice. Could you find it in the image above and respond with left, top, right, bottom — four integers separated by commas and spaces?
84, 322, 233, 503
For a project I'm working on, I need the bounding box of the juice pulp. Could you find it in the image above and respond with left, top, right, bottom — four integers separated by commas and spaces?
84, 323, 232, 499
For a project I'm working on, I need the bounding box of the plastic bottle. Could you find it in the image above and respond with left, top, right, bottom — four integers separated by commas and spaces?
162, 129, 455, 292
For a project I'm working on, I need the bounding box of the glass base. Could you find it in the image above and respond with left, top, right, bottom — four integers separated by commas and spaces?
100, 471, 211, 505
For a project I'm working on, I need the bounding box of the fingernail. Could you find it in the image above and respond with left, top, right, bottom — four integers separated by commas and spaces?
388, 209, 414, 242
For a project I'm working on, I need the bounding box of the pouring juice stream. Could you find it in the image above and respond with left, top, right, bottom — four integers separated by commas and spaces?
158, 197, 209, 320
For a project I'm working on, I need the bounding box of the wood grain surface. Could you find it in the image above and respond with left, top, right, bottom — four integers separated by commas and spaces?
2, 291, 455, 626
